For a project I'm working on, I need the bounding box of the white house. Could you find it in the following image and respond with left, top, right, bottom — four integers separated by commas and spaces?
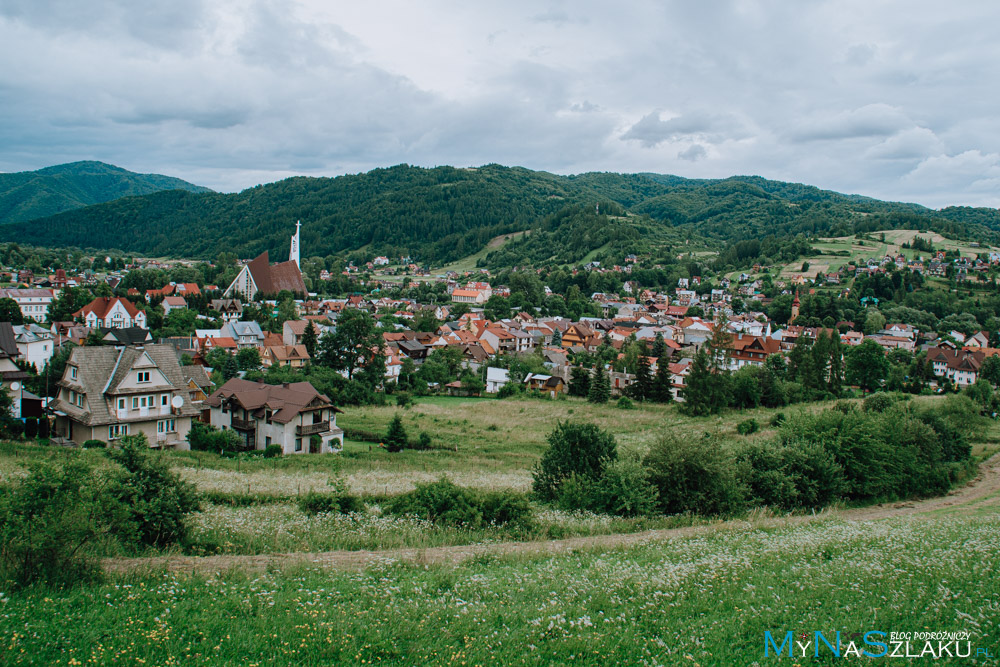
206, 378, 344, 454
485, 367, 510, 394
0, 288, 55, 323
73, 297, 147, 329
12, 323, 54, 370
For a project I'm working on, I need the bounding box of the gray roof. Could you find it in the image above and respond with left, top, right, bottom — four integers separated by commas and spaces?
51, 343, 200, 426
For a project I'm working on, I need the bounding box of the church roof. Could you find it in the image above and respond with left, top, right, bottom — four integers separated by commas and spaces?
246, 251, 307, 295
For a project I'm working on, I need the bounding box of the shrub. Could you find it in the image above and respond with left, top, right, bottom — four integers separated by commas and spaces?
38, 419, 50, 439
532, 421, 617, 502
554, 473, 598, 512
105, 435, 200, 549
415, 431, 432, 450
0, 459, 111, 589
395, 392, 412, 408
23, 417, 37, 439
82, 439, 106, 449
592, 452, 658, 517
386, 478, 482, 527
297, 491, 364, 515
263, 444, 283, 458
863, 392, 894, 413
769, 413, 785, 427
616, 396, 634, 410
736, 418, 759, 435
496, 382, 520, 399
643, 434, 746, 516
384, 414, 408, 453
737, 439, 847, 511
187, 421, 243, 453
477, 490, 534, 531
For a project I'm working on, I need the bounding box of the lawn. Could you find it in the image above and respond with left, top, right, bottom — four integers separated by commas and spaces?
3, 508, 997, 665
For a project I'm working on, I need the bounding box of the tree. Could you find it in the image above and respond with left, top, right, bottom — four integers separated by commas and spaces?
651, 358, 673, 403
105, 434, 200, 548
0, 298, 24, 324
846, 338, 889, 392
384, 413, 408, 452
680, 347, 730, 416
319, 308, 385, 387
980, 355, 1000, 387
236, 347, 262, 373
630, 355, 653, 402
588, 364, 611, 404
301, 321, 319, 359
863, 309, 886, 335
550, 328, 562, 347
569, 365, 591, 397
651, 332, 667, 360
532, 421, 617, 501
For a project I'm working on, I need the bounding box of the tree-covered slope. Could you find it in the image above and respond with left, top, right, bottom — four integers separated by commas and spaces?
0, 161, 212, 225
2, 163, 997, 266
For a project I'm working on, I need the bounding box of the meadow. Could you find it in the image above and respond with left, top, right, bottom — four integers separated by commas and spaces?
3, 507, 998, 665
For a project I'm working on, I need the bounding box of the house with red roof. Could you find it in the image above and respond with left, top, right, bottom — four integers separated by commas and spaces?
74, 297, 147, 330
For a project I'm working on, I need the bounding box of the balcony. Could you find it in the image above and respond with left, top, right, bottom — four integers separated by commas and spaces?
231, 416, 256, 431
296, 420, 330, 436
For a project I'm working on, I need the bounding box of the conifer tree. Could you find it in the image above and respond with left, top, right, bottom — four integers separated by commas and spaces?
652, 332, 667, 360
652, 358, 673, 403
631, 355, 653, 401
588, 364, 611, 404
384, 413, 408, 453
301, 321, 318, 359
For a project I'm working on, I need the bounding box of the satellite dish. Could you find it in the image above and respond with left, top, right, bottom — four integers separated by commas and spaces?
171, 395, 184, 409
9, 382, 19, 391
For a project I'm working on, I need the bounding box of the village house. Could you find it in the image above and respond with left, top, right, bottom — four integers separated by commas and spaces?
49, 343, 201, 447
74, 296, 148, 329
206, 378, 344, 454
0, 288, 55, 323
161, 296, 187, 315
262, 344, 310, 368
12, 323, 55, 370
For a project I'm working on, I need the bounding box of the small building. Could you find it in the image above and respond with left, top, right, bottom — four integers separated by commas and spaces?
206, 378, 344, 454
74, 297, 148, 330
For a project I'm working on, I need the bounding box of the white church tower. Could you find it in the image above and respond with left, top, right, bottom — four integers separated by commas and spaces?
289, 220, 301, 268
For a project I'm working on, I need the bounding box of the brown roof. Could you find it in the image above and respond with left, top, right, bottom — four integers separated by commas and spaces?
206, 378, 340, 423
74, 296, 142, 320
247, 251, 307, 295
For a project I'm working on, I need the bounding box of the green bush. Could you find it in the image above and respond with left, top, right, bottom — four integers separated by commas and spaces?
737, 440, 847, 511
592, 452, 658, 517
863, 393, 894, 413
105, 435, 200, 549
384, 414, 408, 453
532, 421, 617, 502
769, 413, 785, 427
395, 392, 412, 408
736, 418, 759, 435
616, 396, 634, 410
263, 444, 283, 458
386, 478, 482, 527
477, 490, 534, 530
297, 491, 364, 515
0, 459, 111, 589
82, 439, 106, 449
415, 431, 432, 450
643, 434, 746, 516
187, 421, 243, 453
496, 382, 520, 399
554, 473, 598, 512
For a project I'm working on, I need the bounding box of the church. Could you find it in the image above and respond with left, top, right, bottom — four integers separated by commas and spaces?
224, 222, 308, 300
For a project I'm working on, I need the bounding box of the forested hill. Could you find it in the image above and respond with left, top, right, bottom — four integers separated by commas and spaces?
0, 161, 212, 225
2, 162, 998, 266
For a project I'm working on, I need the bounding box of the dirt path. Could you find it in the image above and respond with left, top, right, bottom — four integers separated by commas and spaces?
105, 454, 1000, 577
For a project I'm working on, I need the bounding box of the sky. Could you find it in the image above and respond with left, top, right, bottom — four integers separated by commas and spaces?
1, 0, 999, 208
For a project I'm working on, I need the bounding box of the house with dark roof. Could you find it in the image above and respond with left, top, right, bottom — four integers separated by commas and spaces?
223, 251, 307, 301
205, 378, 343, 454
49, 343, 201, 447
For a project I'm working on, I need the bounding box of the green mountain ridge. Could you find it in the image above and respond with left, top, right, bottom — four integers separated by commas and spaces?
1, 163, 998, 268
0, 160, 212, 225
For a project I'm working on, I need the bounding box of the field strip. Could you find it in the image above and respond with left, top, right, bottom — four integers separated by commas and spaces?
105, 453, 1000, 576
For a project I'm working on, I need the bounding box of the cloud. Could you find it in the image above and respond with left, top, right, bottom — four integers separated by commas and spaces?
787, 104, 914, 142
622, 111, 748, 148
864, 127, 944, 160
677, 144, 707, 161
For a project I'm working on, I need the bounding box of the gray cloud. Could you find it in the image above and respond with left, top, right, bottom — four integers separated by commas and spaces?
0, 1, 998, 207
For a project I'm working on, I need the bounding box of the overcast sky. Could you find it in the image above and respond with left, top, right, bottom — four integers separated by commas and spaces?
2, 1, 999, 208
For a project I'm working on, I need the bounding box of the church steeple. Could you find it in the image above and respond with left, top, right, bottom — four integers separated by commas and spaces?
790, 290, 800, 323
289, 220, 301, 268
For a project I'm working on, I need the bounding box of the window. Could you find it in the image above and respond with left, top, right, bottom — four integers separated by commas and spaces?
161, 395, 168, 406
108, 424, 128, 439
67, 389, 75, 404
70, 366, 77, 381
76, 393, 84, 408
137, 371, 150, 383
265, 409, 272, 424
118, 398, 125, 410
157, 419, 176, 433
265, 436, 272, 447
132, 397, 140, 409
295, 438, 302, 452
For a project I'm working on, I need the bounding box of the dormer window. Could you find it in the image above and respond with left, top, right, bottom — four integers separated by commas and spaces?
70, 366, 78, 381
137, 371, 150, 383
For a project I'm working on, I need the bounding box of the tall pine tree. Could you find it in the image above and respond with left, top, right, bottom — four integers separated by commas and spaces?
301, 321, 318, 359
631, 355, 653, 401
588, 364, 611, 404
652, 358, 673, 403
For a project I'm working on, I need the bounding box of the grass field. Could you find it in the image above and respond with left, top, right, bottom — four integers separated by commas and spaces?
3, 508, 998, 665
775, 229, 998, 280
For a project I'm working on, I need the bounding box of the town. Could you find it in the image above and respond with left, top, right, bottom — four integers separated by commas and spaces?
1, 223, 997, 456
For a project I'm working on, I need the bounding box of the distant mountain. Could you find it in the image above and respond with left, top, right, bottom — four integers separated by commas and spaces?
0, 161, 212, 225
0, 163, 997, 266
